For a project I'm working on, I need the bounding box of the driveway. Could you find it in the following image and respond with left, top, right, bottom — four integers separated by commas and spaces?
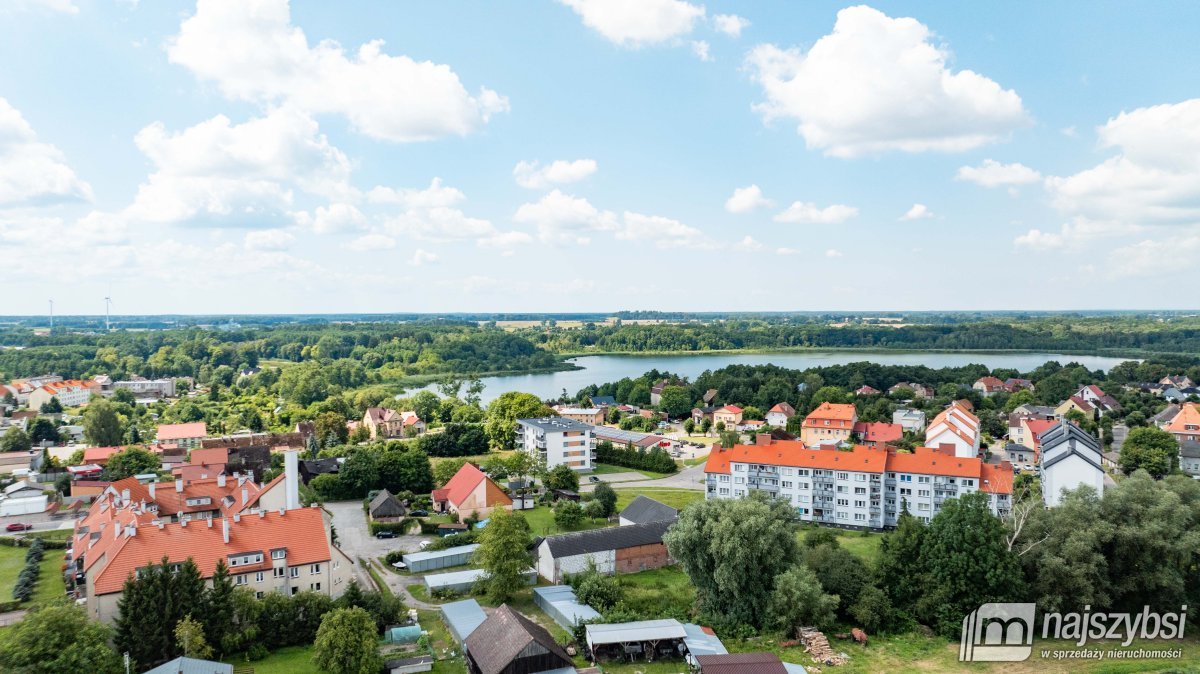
1111, 424, 1128, 453
323, 500, 433, 589
580, 462, 706, 492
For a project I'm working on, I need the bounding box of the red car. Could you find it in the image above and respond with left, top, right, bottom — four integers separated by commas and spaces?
5, 523, 32, 532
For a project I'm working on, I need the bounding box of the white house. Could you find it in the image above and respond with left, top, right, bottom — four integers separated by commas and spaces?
1039, 421, 1105, 507
765, 402, 796, 428
515, 417, 594, 471
892, 408, 926, 433
923, 402, 981, 459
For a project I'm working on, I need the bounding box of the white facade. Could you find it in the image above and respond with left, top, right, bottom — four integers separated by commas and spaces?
1039, 422, 1105, 507
766, 411, 789, 427
536, 541, 614, 583
111, 378, 176, 398
515, 418, 595, 471
892, 409, 926, 433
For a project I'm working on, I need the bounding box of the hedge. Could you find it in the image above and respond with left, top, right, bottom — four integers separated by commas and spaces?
368, 520, 416, 536
594, 442, 677, 474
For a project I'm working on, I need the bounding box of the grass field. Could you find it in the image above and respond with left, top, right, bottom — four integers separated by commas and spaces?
0, 544, 66, 607
223, 645, 322, 673
798, 527, 884, 564
520, 504, 612, 538
590, 462, 673, 479
613, 487, 704, 512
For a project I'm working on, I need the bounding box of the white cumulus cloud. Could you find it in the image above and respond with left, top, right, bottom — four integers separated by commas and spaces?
344, 233, 395, 252
825, 249, 843, 258
746, 6, 1028, 157
168, 0, 507, 142
513, 190, 617, 244
0, 97, 92, 207
690, 40, 712, 62
557, 0, 705, 47
244, 228, 295, 250
956, 159, 1042, 187
410, 249, 438, 266
774, 201, 858, 224
724, 185, 772, 213
512, 159, 598, 189
900, 203, 933, 221
712, 14, 749, 38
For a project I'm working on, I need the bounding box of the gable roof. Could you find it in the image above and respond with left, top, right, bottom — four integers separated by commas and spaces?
1166, 403, 1200, 434
619, 495, 678, 525
442, 463, 513, 509
464, 604, 573, 674
705, 442, 889, 474
542, 519, 672, 557
767, 402, 796, 416
157, 422, 207, 441
142, 656, 233, 674
803, 402, 857, 425
369, 489, 406, 518
589, 395, 617, 406
853, 421, 903, 444
1040, 421, 1103, 472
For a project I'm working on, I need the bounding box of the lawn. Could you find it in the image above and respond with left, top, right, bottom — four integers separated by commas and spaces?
590, 463, 672, 479
613, 487, 705, 512
223, 645, 321, 674
615, 566, 694, 619
797, 527, 884, 565
519, 504, 612, 538
0, 544, 65, 607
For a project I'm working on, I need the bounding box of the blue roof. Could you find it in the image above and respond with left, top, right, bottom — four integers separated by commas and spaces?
441, 598, 487, 643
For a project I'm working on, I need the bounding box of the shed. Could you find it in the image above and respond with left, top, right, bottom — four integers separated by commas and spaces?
425, 568, 535, 595
141, 656, 233, 674
585, 619, 687, 662
618, 495, 678, 526
465, 604, 575, 674
441, 598, 487, 644
370, 489, 407, 521
385, 655, 434, 674
695, 653, 790, 674
533, 585, 601, 630
401, 543, 479, 573
682, 623, 728, 661
385, 624, 423, 644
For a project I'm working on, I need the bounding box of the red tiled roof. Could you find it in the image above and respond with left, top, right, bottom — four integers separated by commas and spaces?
82, 446, 125, 464
442, 463, 512, 509
886, 446, 980, 478
719, 405, 743, 414
188, 447, 229, 466
980, 462, 1015, 494
802, 402, 857, 427
853, 421, 903, 444
1166, 403, 1200, 434
157, 422, 207, 441
91, 507, 332, 595
705, 442, 888, 473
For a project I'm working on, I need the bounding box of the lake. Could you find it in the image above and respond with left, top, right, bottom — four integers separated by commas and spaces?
411, 350, 1133, 404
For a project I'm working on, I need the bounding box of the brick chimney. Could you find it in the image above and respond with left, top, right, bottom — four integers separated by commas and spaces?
756, 433, 773, 446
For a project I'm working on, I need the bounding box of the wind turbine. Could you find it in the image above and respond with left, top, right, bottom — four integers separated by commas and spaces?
105, 296, 113, 331
48, 299, 54, 332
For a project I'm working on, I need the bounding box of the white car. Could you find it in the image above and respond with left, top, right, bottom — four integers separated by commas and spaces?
419, 540, 431, 550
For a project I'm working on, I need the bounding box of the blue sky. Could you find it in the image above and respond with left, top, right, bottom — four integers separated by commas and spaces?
1, 0, 1198, 314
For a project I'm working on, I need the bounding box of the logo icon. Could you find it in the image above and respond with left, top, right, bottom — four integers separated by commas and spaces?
960, 602, 1036, 662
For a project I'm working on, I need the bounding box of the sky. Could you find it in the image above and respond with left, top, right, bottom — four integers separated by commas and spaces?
1, 0, 1198, 315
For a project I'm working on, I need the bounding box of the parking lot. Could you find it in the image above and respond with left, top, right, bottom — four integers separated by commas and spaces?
323, 500, 431, 565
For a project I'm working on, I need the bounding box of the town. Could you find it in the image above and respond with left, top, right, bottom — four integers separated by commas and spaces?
1, 348, 1199, 673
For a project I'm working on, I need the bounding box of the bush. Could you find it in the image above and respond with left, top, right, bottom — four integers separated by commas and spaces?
429, 530, 478, 550
368, 520, 413, 536
594, 442, 677, 474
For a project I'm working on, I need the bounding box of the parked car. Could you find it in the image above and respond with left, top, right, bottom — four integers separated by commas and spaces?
5, 523, 32, 532
409, 509, 428, 517
588, 476, 600, 483
419, 541, 432, 550
375, 531, 396, 539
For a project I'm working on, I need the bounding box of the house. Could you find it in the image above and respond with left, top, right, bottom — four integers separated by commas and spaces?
1161, 375, 1196, 389
973, 376, 1006, 397
736, 419, 767, 433
363, 407, 424, 440
201, 431, 307, 452
299, 457, 342, 484
696, 653, 789, 674
1072, 385, 1122, 416
618, 495, 678, 526
1179, 442, 1200, 479
554, 407, 606, 425
892, 408, 926, 433
855, 385, 881, 396
1016, 418, 1057, 456
591, 425, 664, 451
142, 656, 233, 674
535, 520, 673, 583
1004, 378, 1035, 393
702, 388, 719, 406
1007, 407, 1057, 449
515, 417, 594, 471
27, 379, 102, 409
649, 379, 682, 406
431, 463, 512, 519
712, 405, 743, 430
369, 489, 407, 521
156, 422, 207, 450
1056, 395, 1097, 420
704, 436, 1013, 526
1039, 420, 1105, 507
853, 421, 903, 447
765, 402, 796, 428
589, 395, 617, 408
464, 604, 574, 674
1166, 403, 1200, 445
1004, 443, 1036, 468
691, 406, 719, 426
70, 454, 351, 624
890, 382, 934, 399
924, 401, 981, 459
1151, 403, 1181, 429
799, 402, 857, 446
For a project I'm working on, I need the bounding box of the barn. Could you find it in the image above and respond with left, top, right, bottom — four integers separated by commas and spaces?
534, 520, 673, 583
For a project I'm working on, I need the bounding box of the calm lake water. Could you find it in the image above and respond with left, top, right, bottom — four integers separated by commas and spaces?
413, 351, 1133, 405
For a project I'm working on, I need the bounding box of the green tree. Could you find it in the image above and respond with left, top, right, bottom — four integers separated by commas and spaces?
0, 603, 122, 674
379, 449, 433, 494
658, 386, 692, 418
39, 396, 63, 414
315, 411, 349, 447
338, 448, 381, 496
484, 392, 551, 449
312, 607, 383, 674
545, 463, 580, 492
28, 417, 59, 445
850, 585, 896, 633
553, 499, 584, 529
174, 615, 213, 660
1119, 426, 1178, 478
803, 542, 870, 617
433, 457, 469, 487
569, 560, 622, 611
409, 391, 442, 426
664, 493, 799, 628
767, 565, 839, 633
105, 447, 160, 480
203, 559, 235, 657
1, 427, 31, 453
683, 418, 696, 435
875, 510, 926, 613
474, 509, 532, 603
591, 482, 617, 518
83, 399, 124, 447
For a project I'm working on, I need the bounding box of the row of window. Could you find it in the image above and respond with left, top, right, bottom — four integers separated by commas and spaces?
727, 465, 976, 488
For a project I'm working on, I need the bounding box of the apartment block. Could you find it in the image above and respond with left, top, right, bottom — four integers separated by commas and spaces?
515, 417, 595, 471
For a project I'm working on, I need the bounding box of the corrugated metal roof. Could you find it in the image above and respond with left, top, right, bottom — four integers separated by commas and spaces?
585, 619, 686, 646
682, 623, 727, 657
441, 598, 487, 643
402, 543, 480, 564
141, 656, 233, 674
424, 568, 486, 589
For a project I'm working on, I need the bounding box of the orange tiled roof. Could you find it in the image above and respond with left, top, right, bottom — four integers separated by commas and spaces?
442, 463, 512, 509
886, 446, 981, 478
157, 422, 207, 441
82, 446, 125, 464
854, 421, 903, 443
704, 442, 888, 473
90, 507, 332, 595
802, 402, 857, 428
188, 447, 229, 466
1166, 403, 1200, 434
980, 462, 1015, 494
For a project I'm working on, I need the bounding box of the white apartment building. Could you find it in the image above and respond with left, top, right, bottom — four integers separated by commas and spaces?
515, 417, 595, 471
704, 436, 1012, 528
27, 379, 102, 409
1039, 421, 1105, 507
924, 401, 981, 459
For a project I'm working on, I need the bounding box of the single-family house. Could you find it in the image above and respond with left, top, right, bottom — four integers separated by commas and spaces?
1161, 375, 1196, 389
712, 405, 743, 430
1039, 420, 1105, 507
892, 408, 926, 433
855, 385, 881, 396
701, 388, 719, 406
431, 463, 512, 520
692, 406, 719, 426
765, 402, 796, 428
973, 376, 1006, 397
1073, 385, 1122, 416
589, 395, 617, 408
1005, 378, 1035, 393
853, 421, 903, 447
1166, 403, 1200, 446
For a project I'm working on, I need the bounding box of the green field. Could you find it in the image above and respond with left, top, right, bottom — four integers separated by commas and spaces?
613, 487, 704, 512
519, 504, 612, 538
798, 527, 884, 564
589, 463, 672, 479
223, 645, 322, 674
0, 544, 66, 608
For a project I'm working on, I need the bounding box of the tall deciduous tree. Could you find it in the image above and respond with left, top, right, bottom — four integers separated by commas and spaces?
474, 509, 532, 603
658, 386, 692, 418
313, 607, 383, 674
768, 565, 839, 633
1, 427, 31, 453
664, 493, 799, 628
105, 447, 160, 481
484, 392, 551, 449
1119, 426, 1178, 478
0, 604, 122, 674
83, 399, 124, 447
591, 482, 617, 518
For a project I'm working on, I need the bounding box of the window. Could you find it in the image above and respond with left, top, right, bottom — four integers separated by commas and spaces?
918, 503, 930, 511
255, 572, 264, 583
271, 550, 286, 560
836, 472, 848, 480
918, 476, 930, 483
719, 475, 730, 482
855, 474, 866, 482
290, 567, 299, 578
900, 475, 912, 482
255, 591, 264, 599
310, 582, 321, 591
854, 500, 866, 508
311, 563, 321, 575
918, 489, 930, 497
783, 468, 794, 476
734, 477, 745, 484
797, 469, 809, 476
836, 498, 849, 506
854, 487, 866, 494
234, 575, 247, 586
273, 567, 285, 578
854, 513, 866, 521
782, 481, 793, 489
290, 587, 299, 596
963, 479, 974, 487
836, 485, 847, 493
734, 464, 746, 471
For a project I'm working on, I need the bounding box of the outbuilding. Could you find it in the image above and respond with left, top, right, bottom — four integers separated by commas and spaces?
535, 520, 673, 583
441, 598, 488, 644
532, 585, 601, 631
401, 543, 479, 573
585, 619, 687, 663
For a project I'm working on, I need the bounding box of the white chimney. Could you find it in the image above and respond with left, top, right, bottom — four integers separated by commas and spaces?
207, 518, 213, 528
125, 525, 135, 537
148, 482, 156, 499
222, 518, 229, 543
121, 488, 130, 501
175, 478, 183, 493
284, 450, 300, 511
217, 473, 226, 488
241, 487, 248, 505
233, 512, 240, 523
180, 518, 187, 527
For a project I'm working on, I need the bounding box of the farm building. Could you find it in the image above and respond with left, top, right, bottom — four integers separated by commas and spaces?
401, 543, 479, 573
532, 585, 601, 631
441, 598, 488, 644
682, 623, 728, 662
618, 495, 678, 526
535, 520, 673, 583
369, 489, 407, 521
425, 568, 536, 595
585, 619, 687, 663
465, 604, 575, 674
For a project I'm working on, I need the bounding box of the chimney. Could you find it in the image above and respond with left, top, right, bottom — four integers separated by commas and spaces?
284, 450, 300, 511
756, 433, 773, 446
148, 482, 155, 499
124, 525, 136, 537
180, 518, 187, 527
121, 488, 130, 502
207, 518, 213, 528
222, 518, 229, 544
258, 509, 265, 518
217, 473, 226, 488
175, 478, 183, 493
241, 487, 248, 505
237, 473, 246, 487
